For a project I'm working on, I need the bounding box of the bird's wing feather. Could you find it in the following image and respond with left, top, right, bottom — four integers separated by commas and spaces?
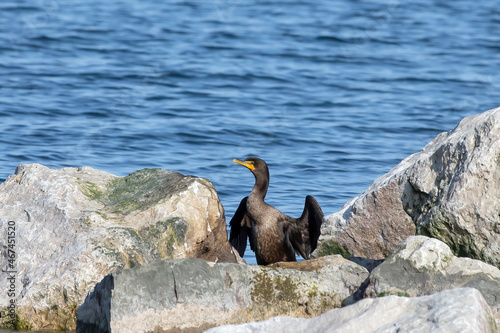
304, 195, 323, 252
229, 196, 251, 258
285, 195, 324, 259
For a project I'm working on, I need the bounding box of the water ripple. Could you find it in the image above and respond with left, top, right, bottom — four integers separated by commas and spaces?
0, 0, 499, 265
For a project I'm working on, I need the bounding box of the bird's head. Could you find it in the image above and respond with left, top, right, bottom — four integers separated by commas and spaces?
233, 157, 270, 198
232, 157, 269, 179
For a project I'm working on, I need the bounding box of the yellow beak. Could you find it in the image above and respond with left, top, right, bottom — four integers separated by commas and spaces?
232, 159, 255, 170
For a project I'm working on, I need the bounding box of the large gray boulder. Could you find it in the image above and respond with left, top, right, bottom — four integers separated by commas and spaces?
317, 106, 500, 267
76, 256, 368, 333
364, 235, 500, 326
206, 288, 497, 333
0, 164, 240, 330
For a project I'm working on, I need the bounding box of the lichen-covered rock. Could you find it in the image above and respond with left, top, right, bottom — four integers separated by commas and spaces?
364, 235, 500, 326
76, 256, 368, 333
206, 288, 497, 333
317, 106, 500, 266
0, 164, 240, 331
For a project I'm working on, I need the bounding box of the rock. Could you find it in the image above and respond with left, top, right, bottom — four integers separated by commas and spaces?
205, 288, 498, 333
76, 256, 368, 333
317, 106, 500, 266
0, 164, 240, 331
364, 235, 500, 326
268, 255, 360, 271
346, 257, 384, 273
269, 257, 384, 309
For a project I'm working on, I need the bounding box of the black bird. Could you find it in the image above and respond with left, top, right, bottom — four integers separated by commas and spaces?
229, 157, 324, 265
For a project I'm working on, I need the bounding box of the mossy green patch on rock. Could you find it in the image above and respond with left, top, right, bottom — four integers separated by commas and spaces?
250, 269, 299, 314
76, 169, 198, 265
77, 178, 105, 201
450, 240, 481, 259
315, 240, 352, 258
418, 217, 486, 263
107, 227, 149, 267
78, 168, 194, 215
417, 216, 450, 240
139, 218, 186, 259
248, 267, 342, 319
103, 168, 191, 215
48, 302, 78, 331
377, 291, 410, 298
487, 309, 498, 333
1, 301, 79, 332
307, 284, 319, 299
0, 312, 34, 331
317, 292, 338, 313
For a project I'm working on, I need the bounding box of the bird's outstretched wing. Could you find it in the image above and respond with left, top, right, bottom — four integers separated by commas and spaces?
286, 195, 324, 259
229, 196, 252, 258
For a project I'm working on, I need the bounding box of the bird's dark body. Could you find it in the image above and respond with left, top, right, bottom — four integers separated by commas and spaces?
247, 197, 294, 264
229, 157, 324, 265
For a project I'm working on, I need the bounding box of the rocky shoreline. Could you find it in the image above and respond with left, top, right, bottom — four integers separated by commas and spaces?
1, 106, 500, 332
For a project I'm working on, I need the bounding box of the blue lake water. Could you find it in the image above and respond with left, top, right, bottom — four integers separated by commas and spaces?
1, 0, 499, 270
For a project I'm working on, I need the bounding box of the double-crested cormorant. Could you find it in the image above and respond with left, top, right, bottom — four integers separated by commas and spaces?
229, 157, 324, 265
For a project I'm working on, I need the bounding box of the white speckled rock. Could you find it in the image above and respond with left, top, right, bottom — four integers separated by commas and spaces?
364, 236, 500, 327
317, 106, 500, 266
206, 288, 497, 333
0, 164, 240, 330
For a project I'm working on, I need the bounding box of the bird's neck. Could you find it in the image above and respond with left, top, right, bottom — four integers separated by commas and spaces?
251, 174, 269, 200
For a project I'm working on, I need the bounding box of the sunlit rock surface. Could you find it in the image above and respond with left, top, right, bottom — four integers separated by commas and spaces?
76, 256, 368, 333
364, 235, 500, 327
0, 164, 239, 330
206, 288, 497, 333
318, 106, 500, 267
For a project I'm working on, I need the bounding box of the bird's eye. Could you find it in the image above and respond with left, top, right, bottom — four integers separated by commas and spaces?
247, 161, 254, 165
